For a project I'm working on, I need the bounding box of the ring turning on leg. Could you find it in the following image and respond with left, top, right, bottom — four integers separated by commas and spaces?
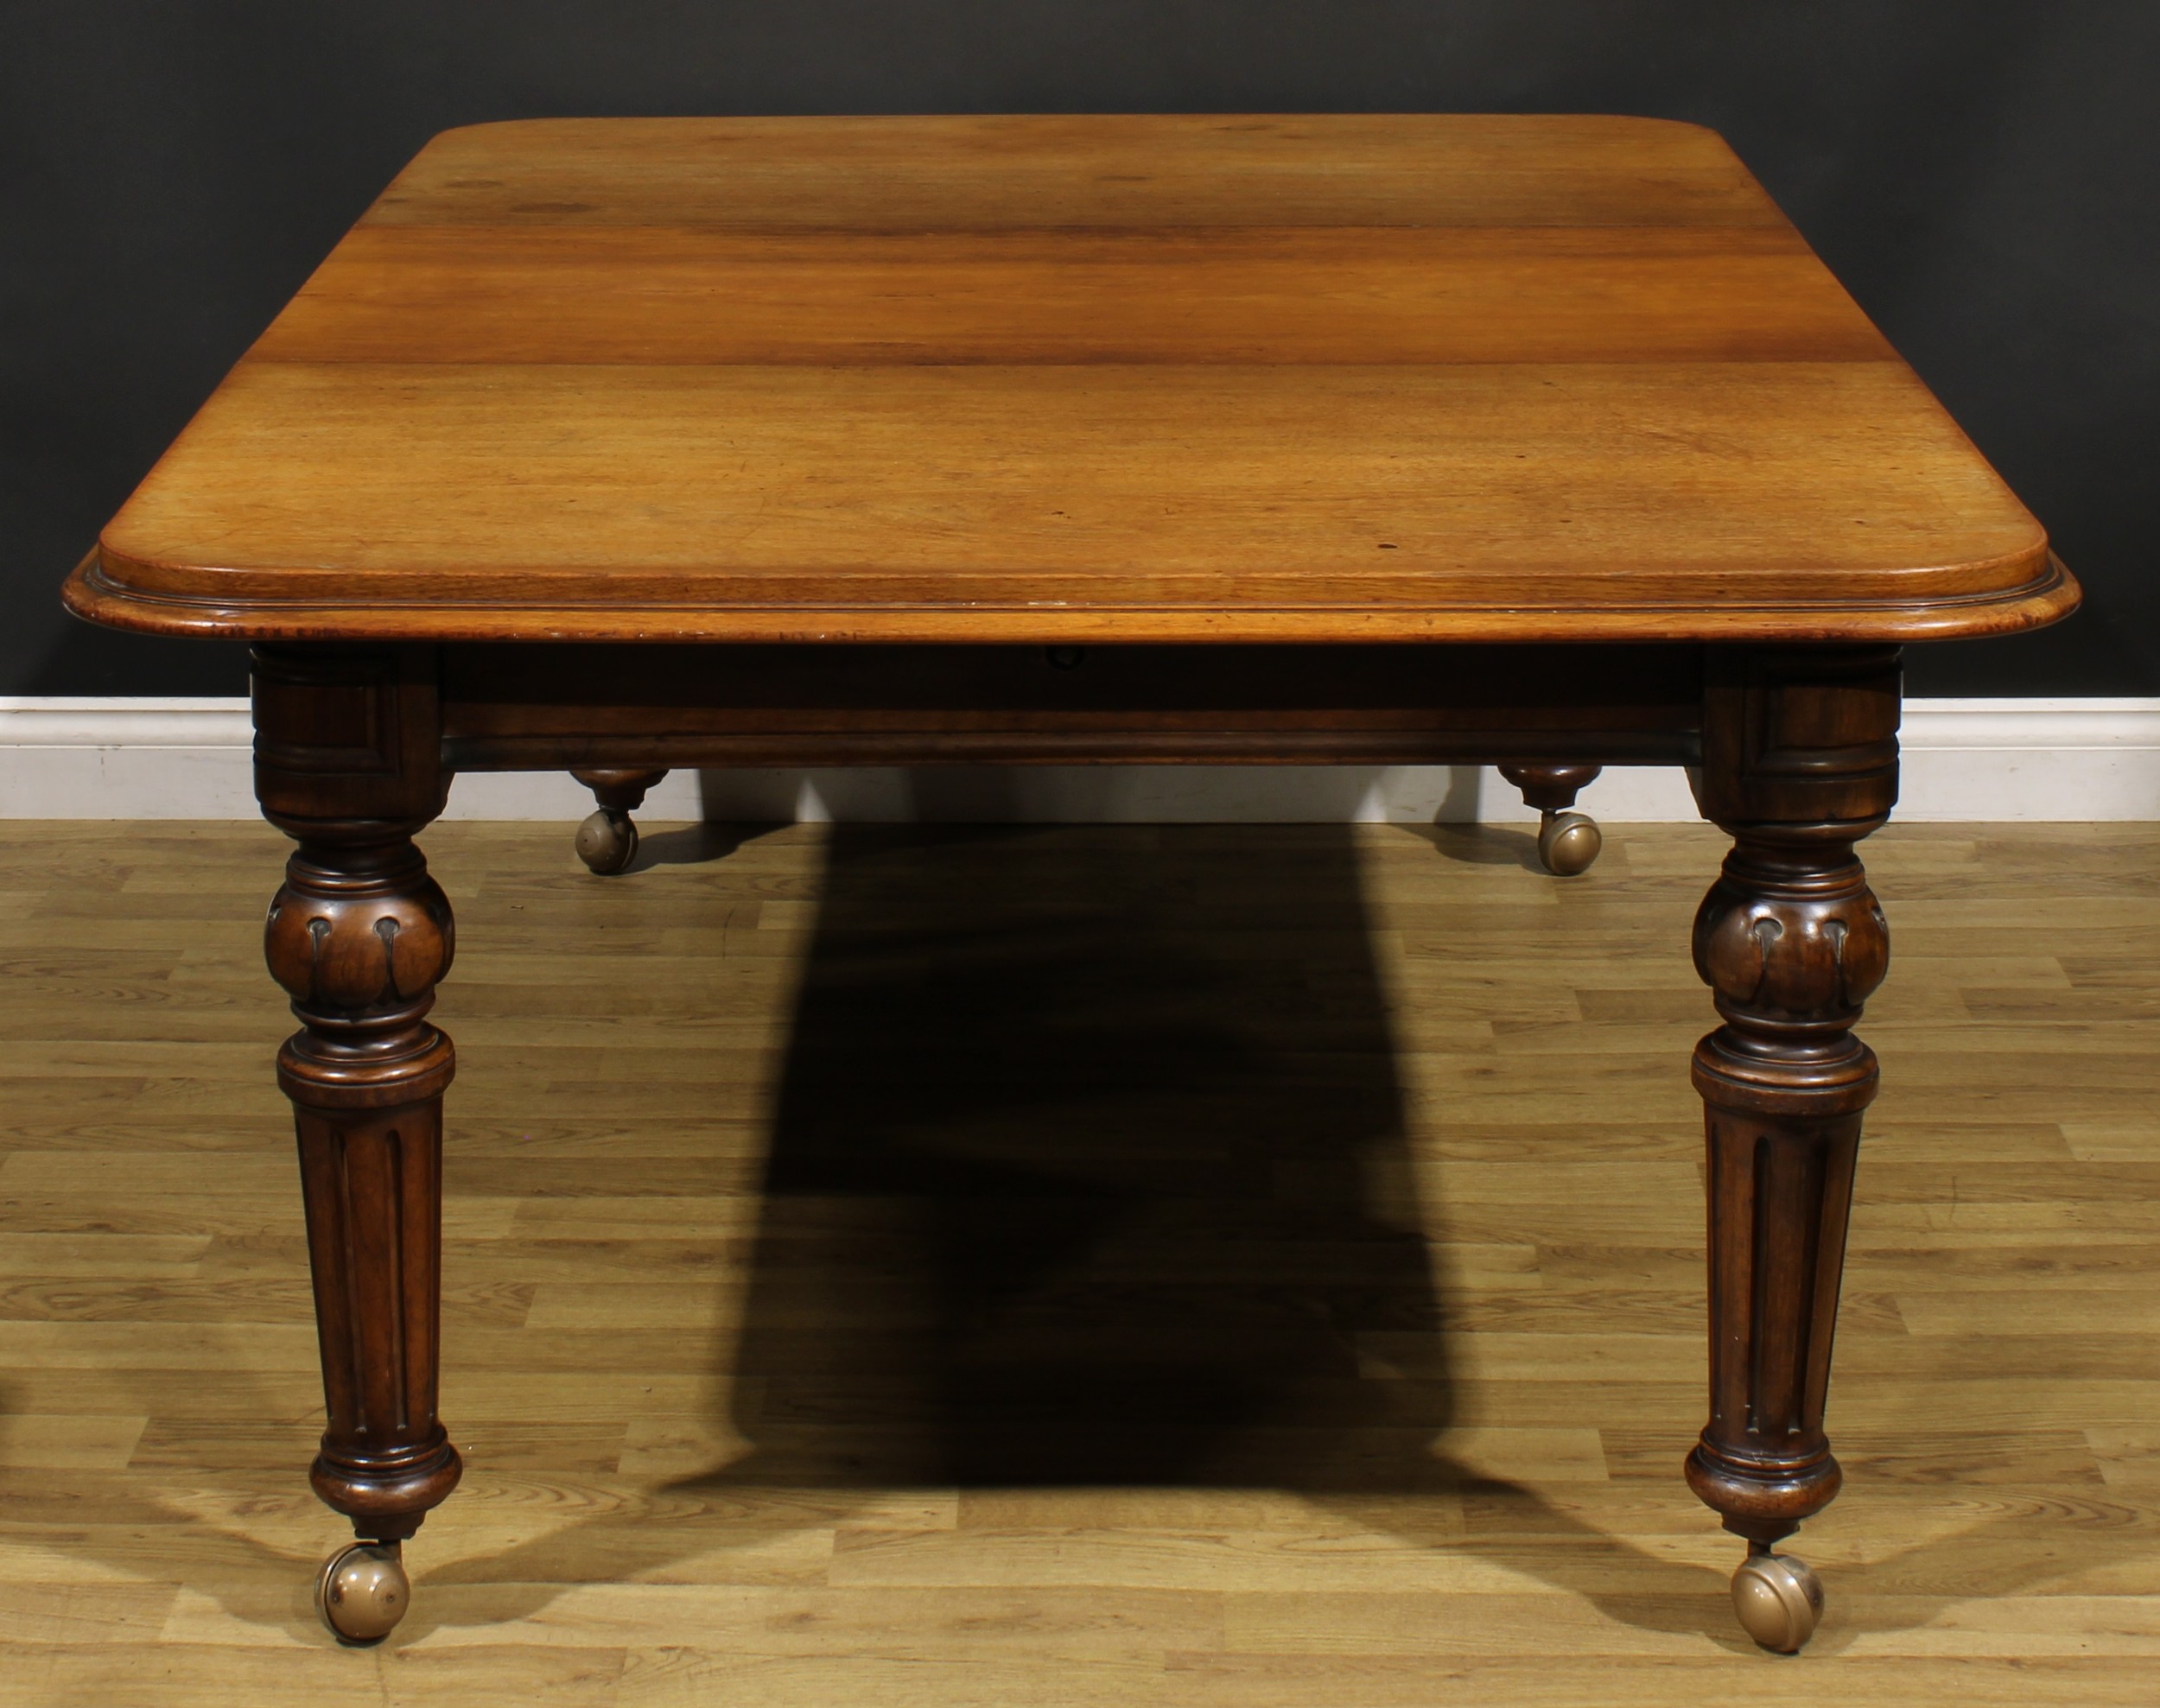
1498, 764, 1603, 874
572, 767, 668, 873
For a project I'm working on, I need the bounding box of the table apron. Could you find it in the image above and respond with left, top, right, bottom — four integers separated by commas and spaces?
435, 641, 1704, 771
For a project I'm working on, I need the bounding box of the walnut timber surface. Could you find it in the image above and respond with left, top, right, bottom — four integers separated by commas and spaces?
68, 116, 2072, 645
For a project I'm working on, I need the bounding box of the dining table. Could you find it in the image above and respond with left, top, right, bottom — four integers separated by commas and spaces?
63, 112, 2076, 1653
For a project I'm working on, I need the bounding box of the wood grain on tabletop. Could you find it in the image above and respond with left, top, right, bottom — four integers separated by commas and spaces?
1, 817, 2156, 1706
67, 115, 2071, 645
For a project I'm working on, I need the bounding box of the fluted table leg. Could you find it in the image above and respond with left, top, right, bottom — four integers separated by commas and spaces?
1685, 646, 1899, 1652
253, 645, 461, 1643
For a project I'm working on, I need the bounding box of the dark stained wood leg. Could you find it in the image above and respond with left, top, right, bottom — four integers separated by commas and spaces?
571, 766, 669, 873
1498, 762, 1603, 874
269, 831, 461, 1540
1685, 646, 1899, 1652
253, 645, 459, 1643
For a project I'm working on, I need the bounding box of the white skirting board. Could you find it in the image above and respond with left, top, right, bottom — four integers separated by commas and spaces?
2, 696, 2157, 822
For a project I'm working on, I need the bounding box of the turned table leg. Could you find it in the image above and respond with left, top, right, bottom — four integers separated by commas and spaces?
1684, 647, 1898, 1652
572, 767, 668, 873
1498, 763, 1603, 874
253, 645, 461, 1644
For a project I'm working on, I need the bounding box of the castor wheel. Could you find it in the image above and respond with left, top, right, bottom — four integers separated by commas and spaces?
317, 1540, 410, 1645
575, 807, 639, 874
1731, 1548, 1823, 1653
1499, 764, 1602, 875
1536, 809, 1602, 875
569, 767, 667, 875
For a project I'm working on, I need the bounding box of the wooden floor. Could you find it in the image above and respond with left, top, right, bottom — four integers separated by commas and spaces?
0, 817, 2156, 1706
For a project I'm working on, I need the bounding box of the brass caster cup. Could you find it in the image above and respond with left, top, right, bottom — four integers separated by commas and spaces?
318, 1541, 410, 1646
1537, 809, 1602, 876
575, 808, 639, 875
1732, 1551, 1823, 1653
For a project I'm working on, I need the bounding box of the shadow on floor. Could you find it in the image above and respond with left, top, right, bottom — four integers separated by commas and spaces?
715, 822, 1443, 1491
1409, 819, 1546, 872
621, 819, 771, 871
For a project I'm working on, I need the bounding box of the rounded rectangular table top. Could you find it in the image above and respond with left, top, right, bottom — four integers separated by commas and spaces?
70, 115, 2074, 645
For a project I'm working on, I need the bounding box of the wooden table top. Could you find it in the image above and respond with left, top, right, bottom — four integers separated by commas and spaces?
69, 114, 2075, 647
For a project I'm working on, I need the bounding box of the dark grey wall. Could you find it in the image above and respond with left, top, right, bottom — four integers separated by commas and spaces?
6, 3, 2153, 696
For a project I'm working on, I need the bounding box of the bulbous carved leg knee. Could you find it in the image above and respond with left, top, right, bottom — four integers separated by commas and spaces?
1687, 827, 1888, 1651
571, 767, 668, 874
1498, 764, 1603, 874
267, 830, 462, 1644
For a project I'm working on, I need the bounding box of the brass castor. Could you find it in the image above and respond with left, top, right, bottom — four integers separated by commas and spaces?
1536, 809, 1602, 876
575, 807, 638, 875
570, 767, 667, 875
1499, 764, 1602, 875
317, 1540, 410, 1645
1731, 1549, 1823, 1653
